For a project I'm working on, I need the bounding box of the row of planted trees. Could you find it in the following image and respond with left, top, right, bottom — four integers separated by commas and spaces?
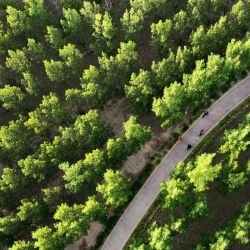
1, 0, 245, 116
125, 0, 250, 117
0, 0, 249, 135
0, 1, 151, 248
127, 113, 250, 250
0, 113, 152, 249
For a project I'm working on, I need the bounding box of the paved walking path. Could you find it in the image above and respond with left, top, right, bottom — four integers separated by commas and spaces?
101, 76, 250, 250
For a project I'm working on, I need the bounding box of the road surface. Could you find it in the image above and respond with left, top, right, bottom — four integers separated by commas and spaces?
101, 76, 250, 250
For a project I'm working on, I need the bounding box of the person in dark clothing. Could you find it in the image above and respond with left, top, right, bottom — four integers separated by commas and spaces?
199, 129, 204, 136
187, 144, 192, 150
202, 110, 209, 118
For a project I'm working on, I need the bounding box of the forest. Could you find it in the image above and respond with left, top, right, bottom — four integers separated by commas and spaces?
0, 0, 249, 249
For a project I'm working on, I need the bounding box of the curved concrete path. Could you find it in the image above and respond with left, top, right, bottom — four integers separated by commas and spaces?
101, 76, 250, 250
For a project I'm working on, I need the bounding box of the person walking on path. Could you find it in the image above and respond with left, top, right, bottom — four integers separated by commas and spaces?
178, 137, 184, 143
187, 144, 192, 150
199, 129, 204, 136
202, 110, 209, 118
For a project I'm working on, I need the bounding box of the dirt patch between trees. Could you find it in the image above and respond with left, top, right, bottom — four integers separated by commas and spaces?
65, 222, 104, 250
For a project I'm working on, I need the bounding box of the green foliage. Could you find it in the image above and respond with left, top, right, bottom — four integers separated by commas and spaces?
229, 0, 250, 33
39, 109, 111, 165
121, 0, 169, 40
185, 54, 230, 103
98, 41, 138, 92
121, 8, 144, 40
80, 64, 100, 85
6, 49, 31, 73
188, 195, 209, 219
59, 43, 84, 77
151, 51, 180, 89
148, 222, 173, 250
97, 169, 131, 207
226, 172, 248, 192
152, 82, 186, 128
226, 38, 250, 80
125, 70, 155, 111
194, 203, 250, 249
46, 26, 65, 50
0, 215, 21, 244
18, 155, 47, 182
26, 38, 46, 62
219, 114, 250, 166
160, 178, 189, 210
17, 199, 47, 224
60, 8, 85, 44
187, 153, 222, 192
106, 137, 127, 164
151, 19, 173, 55
6, 6, 30, 36
64, 88, 84, 112
9, 240, 35, 250
0, 168, 24, 193
78, 65, 107, 108
60, 149, 106, 192
21, 72, 42, 96
53, 196, 105, 246
32, 227, 62, 250
54, 203, 87, 243
0, 118, 31, 161
175, 46, 194, 73
83, 195, 106, 222
44, 44, 83, 82
60, 0, 82, 9
0, 85, 25, 111
1, 0, 250, 248
25, 93, 68, 136
80, 1, 101, 24
91, 12, 116, 53
23, 0, 49, 29
44, 59, 65, 83
123, 116, 152, 153
60, 114, 151, 193
173, 10, 190, 36
42, 186, 64, 209
190, 16, 229, 58
80, 82, 107, 109
187, 0, 224, 26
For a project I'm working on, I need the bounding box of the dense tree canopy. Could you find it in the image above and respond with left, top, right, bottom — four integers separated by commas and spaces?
1, 0, 250, 248
97, 170, 131, 207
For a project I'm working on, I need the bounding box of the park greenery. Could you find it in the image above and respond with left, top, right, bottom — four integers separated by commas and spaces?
0, 0, 249, 249
126, 112, 250, 250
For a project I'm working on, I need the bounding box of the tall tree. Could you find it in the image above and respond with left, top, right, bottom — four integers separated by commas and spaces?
97, 169, 131, 207
25, 93, 68, 137
152, 82, 186, 128
187, 153, 222, 192
60, 8, 85, 44
0, 85, 25, 112
91, 12, 116, 54
9, 240, 35, 250
59, 43, 84, 77
46, 26, 65, 50
6, 49, 31, 74
123, 116, 152, 153
125, 70, 155, 111
151, 19, 173, 56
